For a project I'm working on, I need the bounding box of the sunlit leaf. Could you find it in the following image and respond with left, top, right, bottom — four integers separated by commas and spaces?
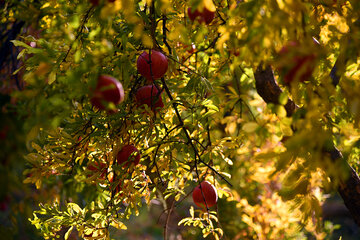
242, 122, 258, 133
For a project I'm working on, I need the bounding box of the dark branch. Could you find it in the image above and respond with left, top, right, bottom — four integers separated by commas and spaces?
254, 64, 297, 117
254, 64, 360, 227
160, 77, 232, 187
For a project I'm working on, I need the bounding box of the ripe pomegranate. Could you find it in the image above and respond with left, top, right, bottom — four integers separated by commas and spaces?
137, 50, 168, 81
90, 75, 124, 110
90, 0, 99, 6
90, 0, 116, 6
192, 181, 218, 209
87, 161, 107, 179
117, 144, 141, 167
187, 7, 215, 25
135, 85, 164, 112
277, 41, 318, 84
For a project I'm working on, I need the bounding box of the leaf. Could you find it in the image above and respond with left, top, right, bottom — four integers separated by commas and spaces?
35, 179, 42, 189
31, 142, 43, 152
67, 203, 82, 214
89, 26, 101, 40
11, 40, 31, 48
142, 35, 153, 48
242, 122, 258, 133
11, 40, 43, 54
203, 0, 216, 12
74, 50, 81, 63
223, 157, 233, 165
227, 86, 238, 96
17, 48, 26, 60
203, 109, 217, 118
110, 219, 127, 230
279, 92, 288, 105
203, 100, 219, 111
142, 146, 156, 155
190, 206, 194, 218
178, 217, 191, 226
64, 226, 74, 240
12, 65, 24, 75
275, 105, 287, 118
26, 125, 40, 146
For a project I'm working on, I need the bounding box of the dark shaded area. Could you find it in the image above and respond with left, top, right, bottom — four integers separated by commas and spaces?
0, 20, 25, 90
0, 17, 42, 240
323, 195, 359, 239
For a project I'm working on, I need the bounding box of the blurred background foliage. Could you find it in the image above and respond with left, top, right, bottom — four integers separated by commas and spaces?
1, 0, 360, 239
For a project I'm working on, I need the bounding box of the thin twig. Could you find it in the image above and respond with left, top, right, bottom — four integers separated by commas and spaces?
162, 14, 172, 54
160, 77, 232, 187
61, 6, 93, 63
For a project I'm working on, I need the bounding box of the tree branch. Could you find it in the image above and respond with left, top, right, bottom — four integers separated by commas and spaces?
254, 64, 297, 117
254, 64, 360, 227
160, 77, 232, 187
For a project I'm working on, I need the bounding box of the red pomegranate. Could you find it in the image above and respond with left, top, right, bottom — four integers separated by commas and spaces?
117, 144, 141, 167
187, 7, 215, 25
90, 0, 99, 6
87, 161, 107, 179
137, 50, 168, 81
192, 181, 218, 209
90, 75, 125, 110
135, 85, 164, 112
277, 41, 317, 84
90, 0, 116, 6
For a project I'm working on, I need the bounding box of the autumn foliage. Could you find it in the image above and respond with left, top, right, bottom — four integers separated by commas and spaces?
1, 0, 360, 239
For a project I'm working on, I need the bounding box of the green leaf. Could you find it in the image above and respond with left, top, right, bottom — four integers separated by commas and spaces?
279, 92, 288, 105
11, 40, 31, 48
203, 100, 219, 111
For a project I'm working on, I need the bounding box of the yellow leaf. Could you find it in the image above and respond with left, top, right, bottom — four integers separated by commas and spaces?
280, 123, 293, 136
67, 203, 82, 214
203, 0, 216, 12
223, 157, 233, 165
190, 206, 194, 218
64, 226, 73, 240
242, 122, 258, 133
35, 179, 42, 189
278, 92, 288, 105
142, 146, 156, 155
31, 142, 42, 152
48, 71, 56, 84
110, 219, 127, 230
275, 105, 287, 118
216, 30, 229, 53
40, 2, 50, 9
142, 35, 153, 48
